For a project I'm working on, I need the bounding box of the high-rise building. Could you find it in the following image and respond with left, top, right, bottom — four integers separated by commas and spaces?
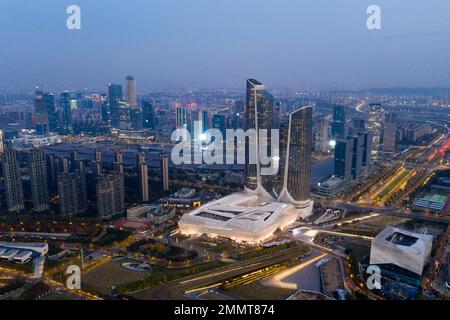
334, 138, 353, 181
114, 151, 124, 175
142, 100, 155, 129
34, 90, 49, 134
176, 107, 187, 128
334, 132, 371, 181
314, 116, 331, 153
160, 153, 170, 192
212, 114, 226, 137
2, 147, 24, 212
137, 152, 149, 202
380, 112, 397, 156
29, 148, 49, 212
244, 79, 277, 197
130, 108, 143, 130
276, 106, 313, 206
96, 173, 125, 218
125, 76, 137, 108
58, 171, 87, 216
44, 93, 57, 132
60, 91, 72, 131
367, 103, 384, 154
108, 84, 123, 128
330, 105, 346, 140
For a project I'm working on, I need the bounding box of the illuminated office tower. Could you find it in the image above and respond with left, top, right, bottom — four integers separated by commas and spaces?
2, 147, 24, 212
276, 106, 313, 206
380, 112, 397, 157
244, 79, 277, 197
58, 171, 87, 216
212, 114, 226, 137
34, 90, 49, 134
29, 148, 49, 212
108, 84, 123, 128
176, 107, 188, 128
44, 93, 57, 132
130, 108, 143, 130
367, 103, 384, 154
330, 105, 346, 140
125, 76, 137, 108
160, 153, 170, 193
142, 100, 155, 129
96, 172, 125, 218
137, 152, 149, 202
60, 91, 72, 131
314, 116, 331, 153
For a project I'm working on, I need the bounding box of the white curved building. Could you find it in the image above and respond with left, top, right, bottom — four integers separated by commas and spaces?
178, 193, 312, 243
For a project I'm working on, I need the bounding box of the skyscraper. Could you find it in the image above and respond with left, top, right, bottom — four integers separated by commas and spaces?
45, 93, 57, 132
314, 116, 331, 153
142, 100, 155, 129
0, 129, 4, 155
96, 173, 125, 218
137, 152, 149, 202
34, 90, 49, 134
58, 171, 87, 216
29, 148, 49, 212
130, 108, 142, 130
60, 91, 72, 131
244, 79, 277, 197
334, 132, 371, 181
125, 76, 137, 108
367, 103, 384, 154
108, 84, 123, 128
160, 153, 170, 193
276, 106, 313, 206
212, 114, 226, 137
334, 138, 353, 181
380, 112, 397, 156
176, 107, 187, 128
2, 147, 24, 212
331, 105, 346, 140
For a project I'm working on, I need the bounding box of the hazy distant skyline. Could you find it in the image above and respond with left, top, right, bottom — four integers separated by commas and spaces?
1, 0, 450, 93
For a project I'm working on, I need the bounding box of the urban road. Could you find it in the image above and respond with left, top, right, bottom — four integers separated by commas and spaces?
130, 245, 309, 300
327, 200, 450, 224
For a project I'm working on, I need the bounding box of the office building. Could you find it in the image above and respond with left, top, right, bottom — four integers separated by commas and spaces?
44, 93, 57, 132
331, 105, 346, 140
2, 148, 24, 212
137, 152, 149, 202
34, 90, 49, 134
142, 100, 155, 129
314, 116, 331, 153
160, 153, 170, 192
125, 76, 137, 108
108, 84, 123, 128
60, 91, 72, 131
29, 148, 49, 212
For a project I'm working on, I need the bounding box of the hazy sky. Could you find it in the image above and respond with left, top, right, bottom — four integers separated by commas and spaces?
1, 0, 450, 92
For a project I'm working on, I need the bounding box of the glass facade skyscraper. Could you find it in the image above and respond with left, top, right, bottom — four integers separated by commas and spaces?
244, 79, 277, 195
108, 84, 123, 128
276, 106, 313, 205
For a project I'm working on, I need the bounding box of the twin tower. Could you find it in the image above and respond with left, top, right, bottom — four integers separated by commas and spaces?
244, 79, 312, 209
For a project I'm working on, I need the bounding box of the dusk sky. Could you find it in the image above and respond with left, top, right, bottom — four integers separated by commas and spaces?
1, 0, 450, 92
